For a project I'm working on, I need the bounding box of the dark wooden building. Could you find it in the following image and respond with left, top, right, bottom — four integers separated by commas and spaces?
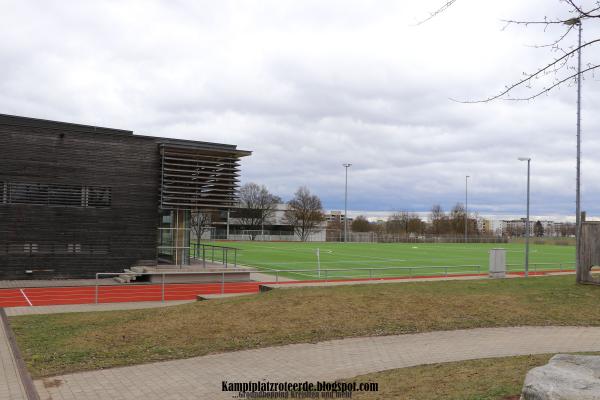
0, 114, 250, 279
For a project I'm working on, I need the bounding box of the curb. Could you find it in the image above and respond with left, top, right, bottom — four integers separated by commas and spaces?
0, 308, 40, 400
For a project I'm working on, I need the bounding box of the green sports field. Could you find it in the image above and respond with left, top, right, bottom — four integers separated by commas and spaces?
214, 241, 575, 280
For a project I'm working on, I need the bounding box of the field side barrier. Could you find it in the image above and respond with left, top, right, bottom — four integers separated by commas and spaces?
92, 261, 574, 305
505, 262, 576, 273
94, 270, 257, 304
265, 264, 484, 283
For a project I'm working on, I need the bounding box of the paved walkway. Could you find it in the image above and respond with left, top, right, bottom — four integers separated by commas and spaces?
35, 326, 600, 400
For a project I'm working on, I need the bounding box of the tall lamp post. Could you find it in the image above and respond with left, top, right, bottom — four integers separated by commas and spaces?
518, 157, 531, 277
343, 163, 352, 242
465, 175, 469, 243
564, 17, 583, 281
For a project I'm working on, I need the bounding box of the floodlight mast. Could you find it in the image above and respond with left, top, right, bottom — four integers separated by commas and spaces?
343, 163, 352, 242
573, 19, 583, 282
465, 175, 470, 243
518, 157, 531, 277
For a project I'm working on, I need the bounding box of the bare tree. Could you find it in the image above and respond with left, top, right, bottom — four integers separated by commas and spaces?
238, 183, 282, 240
284, 186, 325, 241
407, 213, 425, 235
351, 215, 372, 232
386, 212, 408, 236
190, 211, 213, 242
429, 204, 448, 235
421, 1, 600, 101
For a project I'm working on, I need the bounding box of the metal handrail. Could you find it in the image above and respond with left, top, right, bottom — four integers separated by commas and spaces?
190, 243, 240, 268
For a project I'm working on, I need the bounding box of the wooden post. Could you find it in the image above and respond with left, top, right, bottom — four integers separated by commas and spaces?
578, 221, 600, 284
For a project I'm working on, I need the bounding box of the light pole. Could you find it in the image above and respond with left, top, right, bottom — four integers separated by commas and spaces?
343, 163, 352, 242
518, 157, 531, 277
465, 175, 469, 243
564, 17, 583, 282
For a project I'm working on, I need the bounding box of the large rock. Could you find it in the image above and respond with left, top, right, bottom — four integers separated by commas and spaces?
521, 354, 600, 400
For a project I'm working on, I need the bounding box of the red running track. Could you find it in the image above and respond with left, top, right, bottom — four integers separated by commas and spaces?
0, 269, 573, 308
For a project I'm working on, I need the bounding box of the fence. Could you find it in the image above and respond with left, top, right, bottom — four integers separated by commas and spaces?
505, 262, 576, 273
264, 264, 484, 283
190, 243, 239, 267
93, 271, 259, 304
196, 230, 511, 244
0, 261, 576, 308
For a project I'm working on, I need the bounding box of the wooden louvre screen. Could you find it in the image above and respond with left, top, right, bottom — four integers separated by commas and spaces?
159, 145, 244, 209
0, 181, 111, 208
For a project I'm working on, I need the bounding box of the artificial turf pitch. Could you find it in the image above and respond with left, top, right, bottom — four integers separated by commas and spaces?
213, 241, 575, 280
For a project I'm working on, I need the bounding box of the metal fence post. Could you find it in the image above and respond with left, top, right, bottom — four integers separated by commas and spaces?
95, 273, 99, 304
161, 273, 165, 302
234, 249, 237, 268
276, 270, 279, 283
221, 271, 225, 294
225, 249, 228, 268
202, 245, 206, 268
325, 269, 328, 282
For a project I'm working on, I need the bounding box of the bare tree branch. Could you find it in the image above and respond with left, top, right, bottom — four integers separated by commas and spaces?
453, 38, 600, 103
505, 64, 600, 101
564, 0, 600, 18
415, 0, 458, 25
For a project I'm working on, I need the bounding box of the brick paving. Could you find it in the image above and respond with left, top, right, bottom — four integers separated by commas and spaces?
34, 326, 600, 400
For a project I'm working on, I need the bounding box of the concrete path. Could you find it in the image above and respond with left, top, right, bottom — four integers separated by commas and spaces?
36, 326, 600, 400
5, 300, 195, 317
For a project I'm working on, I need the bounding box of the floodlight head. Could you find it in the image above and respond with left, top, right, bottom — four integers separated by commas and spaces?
564, 17, 581, 26
343, 163, 352, 168
518, 157, 531, 162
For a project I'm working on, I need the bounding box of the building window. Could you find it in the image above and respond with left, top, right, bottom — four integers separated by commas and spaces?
1, 182, 111, 208
22, 243, 38, 255
67, 243, 81, 253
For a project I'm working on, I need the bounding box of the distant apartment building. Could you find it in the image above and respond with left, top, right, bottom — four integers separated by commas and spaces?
499, 219, 571, 237
324, 210, 353, 224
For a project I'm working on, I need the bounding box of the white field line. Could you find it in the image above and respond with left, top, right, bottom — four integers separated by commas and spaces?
20, 288, 33, 306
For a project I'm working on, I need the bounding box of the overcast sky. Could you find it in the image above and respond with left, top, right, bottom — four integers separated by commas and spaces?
1, 0, 599, 219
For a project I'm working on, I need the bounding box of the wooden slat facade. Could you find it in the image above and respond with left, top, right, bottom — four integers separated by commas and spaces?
0, 114, 250, 279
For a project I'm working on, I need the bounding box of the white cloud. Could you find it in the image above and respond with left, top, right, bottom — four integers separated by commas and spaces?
1, 0, 599, 217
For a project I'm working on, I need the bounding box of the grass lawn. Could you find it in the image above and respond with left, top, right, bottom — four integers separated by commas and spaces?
11, 275, 600, 378
208, 241, 575, 280
348, 353, 599, 400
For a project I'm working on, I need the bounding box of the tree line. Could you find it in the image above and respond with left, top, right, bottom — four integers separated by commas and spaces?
191, 182, 325, 241
191, 183, 576, 241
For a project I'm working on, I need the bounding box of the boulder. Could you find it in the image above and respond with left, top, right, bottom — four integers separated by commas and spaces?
521, 354, 600, 400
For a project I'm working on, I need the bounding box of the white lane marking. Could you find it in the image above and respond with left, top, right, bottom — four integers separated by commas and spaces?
20, 288, 33, 306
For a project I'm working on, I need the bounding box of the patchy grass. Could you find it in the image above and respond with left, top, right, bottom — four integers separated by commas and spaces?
10, 275, 600, 378
348, 353, 599, 400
